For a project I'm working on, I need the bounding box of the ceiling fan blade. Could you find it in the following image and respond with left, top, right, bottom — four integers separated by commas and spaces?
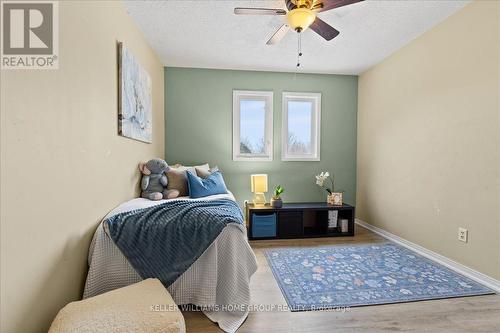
286, 0, 297, 11
317, 0, 364, 12
310, 17, 340, 41
234, 8, 286, 15
266, 24, 290, 45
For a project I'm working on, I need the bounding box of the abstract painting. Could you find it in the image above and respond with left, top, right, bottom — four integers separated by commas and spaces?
118, 42, 152, 143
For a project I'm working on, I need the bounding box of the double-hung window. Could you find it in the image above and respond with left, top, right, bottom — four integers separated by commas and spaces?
282, 92, 321, 161
233, 90, 273, 161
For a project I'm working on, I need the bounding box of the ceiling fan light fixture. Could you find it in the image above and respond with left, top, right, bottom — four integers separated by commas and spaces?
286, 8, 316, 32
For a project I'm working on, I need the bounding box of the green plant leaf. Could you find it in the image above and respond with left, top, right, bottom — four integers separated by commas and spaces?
274, 184, 284, 197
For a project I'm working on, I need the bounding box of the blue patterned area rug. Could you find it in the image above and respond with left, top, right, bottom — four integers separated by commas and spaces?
265, 243, 494, 311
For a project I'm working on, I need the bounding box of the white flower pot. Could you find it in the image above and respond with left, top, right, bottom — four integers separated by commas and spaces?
271, 197, 283, 208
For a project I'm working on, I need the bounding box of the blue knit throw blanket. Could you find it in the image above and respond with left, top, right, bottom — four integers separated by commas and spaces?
106, 199, 244, 287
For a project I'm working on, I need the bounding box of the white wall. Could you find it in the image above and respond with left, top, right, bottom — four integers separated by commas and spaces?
357, 1, 500, 279
0, 1, 165, 331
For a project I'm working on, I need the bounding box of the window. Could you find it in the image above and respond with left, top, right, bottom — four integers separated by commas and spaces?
282, 92, 321, 161
233, 90, 273, 161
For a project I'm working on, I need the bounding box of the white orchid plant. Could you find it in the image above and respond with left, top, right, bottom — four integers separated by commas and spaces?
315, 171, 338, 195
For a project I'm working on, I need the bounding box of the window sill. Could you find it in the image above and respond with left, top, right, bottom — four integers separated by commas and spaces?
233, 155, 273, 162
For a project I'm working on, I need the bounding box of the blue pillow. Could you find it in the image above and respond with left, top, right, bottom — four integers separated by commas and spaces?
187, 170, 228, 198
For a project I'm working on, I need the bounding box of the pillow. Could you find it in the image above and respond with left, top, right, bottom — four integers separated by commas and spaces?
172, 163, 209, 172
195, 166, 219, 179
166, 164, 210, 196
166, 168, 190, 196
187, 170, 228, 198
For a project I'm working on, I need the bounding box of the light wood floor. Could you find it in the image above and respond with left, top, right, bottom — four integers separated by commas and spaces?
183, 226, 500, 332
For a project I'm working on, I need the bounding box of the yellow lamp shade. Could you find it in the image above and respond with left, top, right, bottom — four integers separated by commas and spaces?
251, 174, 268, 193
286, 8, 316, 32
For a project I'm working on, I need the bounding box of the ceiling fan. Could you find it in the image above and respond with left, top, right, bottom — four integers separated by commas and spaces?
234, 0, 363, 45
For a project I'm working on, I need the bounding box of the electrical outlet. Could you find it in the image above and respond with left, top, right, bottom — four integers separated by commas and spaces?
458, 227, 468, 243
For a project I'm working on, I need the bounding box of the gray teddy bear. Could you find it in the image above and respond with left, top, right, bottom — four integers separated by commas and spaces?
138, 158, 179, 200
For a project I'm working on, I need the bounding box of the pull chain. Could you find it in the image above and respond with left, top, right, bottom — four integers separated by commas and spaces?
296, 32, 302, 69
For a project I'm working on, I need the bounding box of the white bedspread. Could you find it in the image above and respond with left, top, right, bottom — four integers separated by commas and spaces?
83, 193, 257, 333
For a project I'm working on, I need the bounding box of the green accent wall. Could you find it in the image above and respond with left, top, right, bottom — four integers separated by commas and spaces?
164, 67, 358, 206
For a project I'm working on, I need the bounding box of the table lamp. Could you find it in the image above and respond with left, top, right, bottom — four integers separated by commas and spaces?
251, 174, 268, 206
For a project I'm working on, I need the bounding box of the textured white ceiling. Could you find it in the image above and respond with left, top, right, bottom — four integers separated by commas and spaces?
123, 0, 469, 75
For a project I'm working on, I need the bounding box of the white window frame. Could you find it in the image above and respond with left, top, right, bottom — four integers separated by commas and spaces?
282, 92, 321, 161
232, 90, 273, 161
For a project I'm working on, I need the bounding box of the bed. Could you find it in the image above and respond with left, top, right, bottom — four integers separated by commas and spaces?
83, 192, 258, 333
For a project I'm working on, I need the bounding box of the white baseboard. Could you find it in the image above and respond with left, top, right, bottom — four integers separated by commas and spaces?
355, 219, 500, 293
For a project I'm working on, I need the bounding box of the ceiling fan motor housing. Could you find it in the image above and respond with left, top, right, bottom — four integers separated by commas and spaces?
286, 0, 316, 11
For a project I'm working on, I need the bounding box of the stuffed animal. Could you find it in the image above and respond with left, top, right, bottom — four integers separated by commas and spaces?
138, 158, 179, 200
